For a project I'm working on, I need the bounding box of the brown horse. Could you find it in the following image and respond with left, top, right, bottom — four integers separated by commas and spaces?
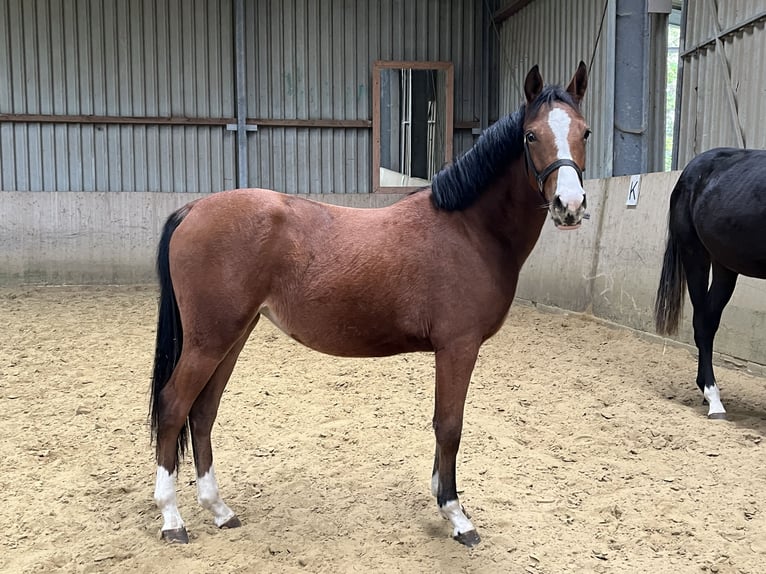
150, 62, 590, 547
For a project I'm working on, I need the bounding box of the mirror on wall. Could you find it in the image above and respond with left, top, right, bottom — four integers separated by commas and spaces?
372, 61, 454, 193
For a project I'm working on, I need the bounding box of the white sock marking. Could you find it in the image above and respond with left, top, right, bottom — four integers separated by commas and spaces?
154, 467, 185, 532
704, 384, 726, 417
197, 466, 237, 527
439, 499, 475, 536
547, 107, 584, 209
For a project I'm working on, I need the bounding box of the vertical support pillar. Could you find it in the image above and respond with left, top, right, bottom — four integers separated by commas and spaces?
613, 0, 668, 175
479, 0, 491, 134
234, 0, 248, 189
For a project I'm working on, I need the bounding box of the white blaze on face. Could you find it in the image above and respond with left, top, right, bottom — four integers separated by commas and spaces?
547, 107, 584, 209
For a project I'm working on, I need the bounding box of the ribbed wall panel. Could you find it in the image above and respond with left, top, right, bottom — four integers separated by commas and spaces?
244, 0, 482, 194
0, 0, 236, 192
1, 0, 483, 194
677, 0, 766, 166
497, 0, 614, 179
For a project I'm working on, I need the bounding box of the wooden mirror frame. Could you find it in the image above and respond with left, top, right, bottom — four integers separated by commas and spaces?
372, 60, 454, 194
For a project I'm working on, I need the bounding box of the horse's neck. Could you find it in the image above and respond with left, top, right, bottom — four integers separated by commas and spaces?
467, 167, 548, 269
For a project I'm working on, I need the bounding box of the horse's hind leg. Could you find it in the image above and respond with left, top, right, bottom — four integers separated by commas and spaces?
431, 340, 481, 547
683, 246, 736, 419
154, 349, 222, 543
190, 317, 259, 529
696, 263, 738, 419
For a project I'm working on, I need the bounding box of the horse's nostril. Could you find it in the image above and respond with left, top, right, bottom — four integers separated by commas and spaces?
553, 195, 565, 210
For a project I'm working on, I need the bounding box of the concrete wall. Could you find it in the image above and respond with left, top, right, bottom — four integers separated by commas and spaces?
517, 171, 766, 368
2, 174, 765, 366
0, 191, 401, 285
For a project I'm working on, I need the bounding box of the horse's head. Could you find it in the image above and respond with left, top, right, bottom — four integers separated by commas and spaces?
522, 62, 589, 229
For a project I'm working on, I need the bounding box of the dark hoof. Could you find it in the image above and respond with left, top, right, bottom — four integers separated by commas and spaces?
454, 529, 481, 547
220, 515, 241, 529
161, 527, 189, 544
708, 412, 727, 420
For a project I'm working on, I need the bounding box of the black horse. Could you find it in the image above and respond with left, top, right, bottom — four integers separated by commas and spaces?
655, 147, 766, 419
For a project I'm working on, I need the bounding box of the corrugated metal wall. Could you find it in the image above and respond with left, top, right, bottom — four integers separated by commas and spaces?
496, 0, 614, 179
0, 0, 482, 194
244, 0, 482, 194
0, 0, 237, 192
676, 0, 766, 165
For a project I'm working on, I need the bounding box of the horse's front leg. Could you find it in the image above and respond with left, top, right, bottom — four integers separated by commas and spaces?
432, 341, 481, 547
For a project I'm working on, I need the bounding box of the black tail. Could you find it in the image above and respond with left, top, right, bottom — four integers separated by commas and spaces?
654, 217, 686, 336
150, 205, 191, 465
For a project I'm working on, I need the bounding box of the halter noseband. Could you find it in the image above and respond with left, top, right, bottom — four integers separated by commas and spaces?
523, 136, 584, 201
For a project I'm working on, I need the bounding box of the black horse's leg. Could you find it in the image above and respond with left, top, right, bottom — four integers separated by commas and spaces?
189, 321, 257, 530
681, 251, 710, 391
694, 263, 738, 418
432, 340, 481, 547
682, 244, 735, 419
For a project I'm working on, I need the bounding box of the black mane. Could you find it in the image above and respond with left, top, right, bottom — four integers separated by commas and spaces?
430, 85, 579, 211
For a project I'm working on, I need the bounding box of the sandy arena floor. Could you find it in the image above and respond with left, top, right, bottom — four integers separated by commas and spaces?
2, 286, 766, 574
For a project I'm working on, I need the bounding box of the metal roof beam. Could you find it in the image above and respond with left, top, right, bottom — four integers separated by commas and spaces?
493, 1, 535, 24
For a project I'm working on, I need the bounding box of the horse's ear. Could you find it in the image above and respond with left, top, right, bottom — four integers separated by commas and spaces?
524, 65, 543, 104
566, 61, 588, 104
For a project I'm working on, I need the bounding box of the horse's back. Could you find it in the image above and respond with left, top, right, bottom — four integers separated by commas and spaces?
166, 188, 451, 356
169, 187, 429, 291
165, 187, 515, 357
672, 148, 766, 278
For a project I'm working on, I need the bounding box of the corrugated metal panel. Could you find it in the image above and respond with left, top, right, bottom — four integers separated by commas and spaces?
0, 0, 236, 192
2, 0, 483, 194
677, 0, 766, 166
496, 0, 614, 179
244, 0, 482, 194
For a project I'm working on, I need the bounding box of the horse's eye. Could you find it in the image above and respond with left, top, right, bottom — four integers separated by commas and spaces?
584, 129, 592, 141
525, 132, 537, 143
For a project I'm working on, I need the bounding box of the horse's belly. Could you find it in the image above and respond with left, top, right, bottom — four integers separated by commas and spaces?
707, 252, 766, 279
258, 305, 432, 358
698, 227, 766, 279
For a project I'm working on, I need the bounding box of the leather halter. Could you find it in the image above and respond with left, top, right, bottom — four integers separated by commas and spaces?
523, 136, 584, 201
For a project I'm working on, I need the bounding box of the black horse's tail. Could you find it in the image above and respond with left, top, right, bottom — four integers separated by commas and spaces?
150, 205, 192, 464
654, 214, 686, 336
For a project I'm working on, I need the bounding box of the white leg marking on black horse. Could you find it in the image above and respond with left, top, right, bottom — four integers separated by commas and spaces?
704, 384, 727, 418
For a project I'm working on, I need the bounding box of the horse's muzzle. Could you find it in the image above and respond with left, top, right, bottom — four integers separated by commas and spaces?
550, 193, 587, 230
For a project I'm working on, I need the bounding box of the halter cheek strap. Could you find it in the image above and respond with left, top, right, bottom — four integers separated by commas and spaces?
524, 138, 584, 200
